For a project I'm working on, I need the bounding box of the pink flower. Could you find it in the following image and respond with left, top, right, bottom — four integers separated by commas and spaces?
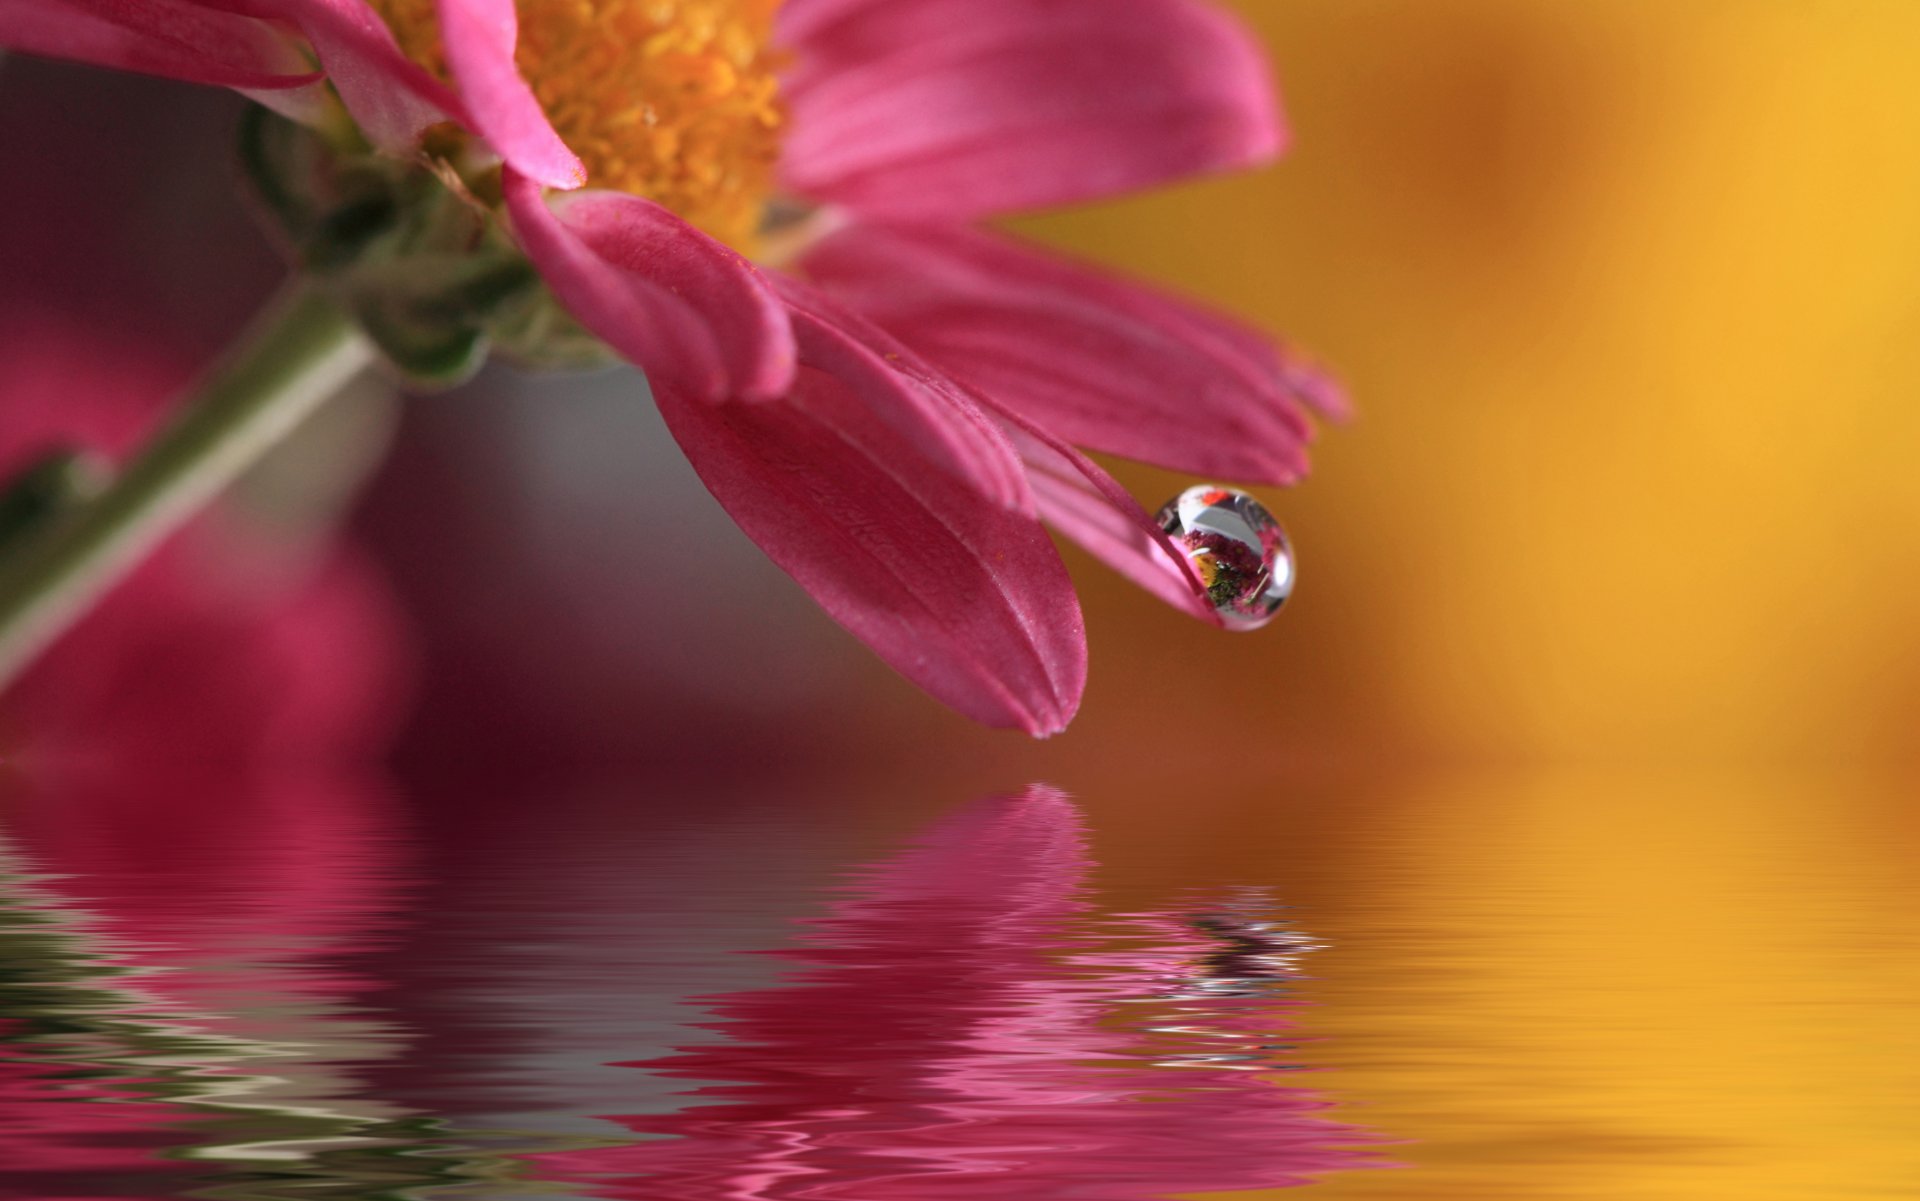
2, 0, 1344, 735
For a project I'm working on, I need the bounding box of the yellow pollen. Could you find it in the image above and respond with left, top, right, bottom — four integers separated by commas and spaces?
368, 0, 786, 252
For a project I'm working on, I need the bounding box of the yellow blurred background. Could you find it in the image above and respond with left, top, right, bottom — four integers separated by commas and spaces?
986, 0, 1920, 769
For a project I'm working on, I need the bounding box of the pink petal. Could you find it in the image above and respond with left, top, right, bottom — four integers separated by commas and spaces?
801, 222, 1342, 484
436, 0, 583, 188
274, 0, 463, 153
775, 277, 1032, 513
652, 371, 1086, 736
505, 170, 796, 403
990, 406, 1221, 625
189, 0, 286, 15
0, 0, 318, 90
1029, 465, 1217, 623
778, 0, 1284, 220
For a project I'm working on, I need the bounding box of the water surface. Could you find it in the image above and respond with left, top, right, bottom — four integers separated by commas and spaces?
0, 769, 1914, 1199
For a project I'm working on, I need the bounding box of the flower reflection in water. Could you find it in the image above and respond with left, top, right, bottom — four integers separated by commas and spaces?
534, 787, 1382, 1200
0, 775, 591, 1200
0, 771, 426, 1197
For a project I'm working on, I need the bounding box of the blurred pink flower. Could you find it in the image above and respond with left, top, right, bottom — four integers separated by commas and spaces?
0, 526, 409, 806
1, 0, 1342, 734
0, 61, 413, 830
0, 394, 409, 814
0, 391, 413, 906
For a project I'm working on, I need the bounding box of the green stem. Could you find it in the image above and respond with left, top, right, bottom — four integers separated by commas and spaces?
0, 285, 373, 689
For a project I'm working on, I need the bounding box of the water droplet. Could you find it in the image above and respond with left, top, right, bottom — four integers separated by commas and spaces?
1154, 485, 1295, 630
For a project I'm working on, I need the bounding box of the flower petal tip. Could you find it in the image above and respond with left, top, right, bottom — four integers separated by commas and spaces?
438, 0, 587, 191
732, 352, 801, 406
1290, 364, 1354, 423
1026, 714, 1074, 740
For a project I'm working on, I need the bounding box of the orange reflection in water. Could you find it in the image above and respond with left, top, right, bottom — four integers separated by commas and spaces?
1102, 770, 1920, 1201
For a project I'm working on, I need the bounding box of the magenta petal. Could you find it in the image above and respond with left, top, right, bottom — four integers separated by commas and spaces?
274, 0, 462, 152
0, 0, 318, 90
436, 0, 584, 188
653, 375, 1086, 736
989, 409, 1221, 625
778, 0, 1283, 219
505, 171, 796, 403
1030, 464, 1217, 623
187, 0, 284, 15
773, 0, 879, 46
802, 222, 1340, 485
775, 278, 1032, 513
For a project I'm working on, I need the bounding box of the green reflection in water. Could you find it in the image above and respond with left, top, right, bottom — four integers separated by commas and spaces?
0, 840, 622, 1200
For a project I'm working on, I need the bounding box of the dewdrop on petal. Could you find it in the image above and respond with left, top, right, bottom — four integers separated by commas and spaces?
1154, 486, 1295, 631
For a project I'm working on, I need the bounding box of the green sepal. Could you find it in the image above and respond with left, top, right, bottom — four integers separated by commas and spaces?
303, 178, 404, 274
488, 287, 623, 373
239, 108, 569, 388
0, 451, 108, 552
239, 104, 397, 263
343, 255, 541, 387
239, 103, 326, 241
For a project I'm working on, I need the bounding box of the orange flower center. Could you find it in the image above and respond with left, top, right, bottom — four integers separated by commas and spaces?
369, 0, 786, 252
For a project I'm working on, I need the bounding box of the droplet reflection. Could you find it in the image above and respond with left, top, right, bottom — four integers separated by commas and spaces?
1156, 484, 1296, 629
